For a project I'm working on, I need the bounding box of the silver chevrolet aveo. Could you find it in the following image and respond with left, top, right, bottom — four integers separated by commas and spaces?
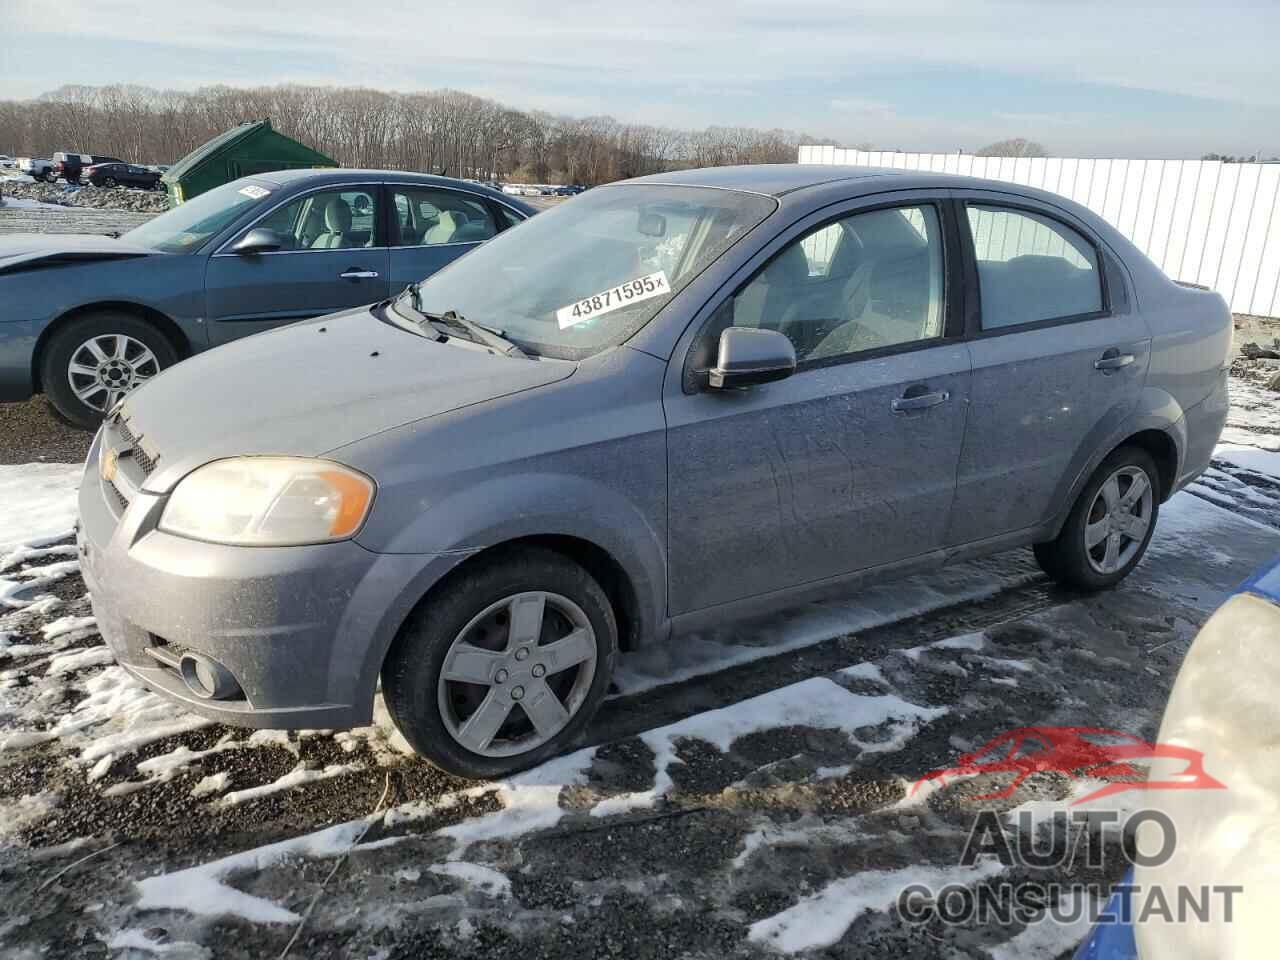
78, 165, 1231, 778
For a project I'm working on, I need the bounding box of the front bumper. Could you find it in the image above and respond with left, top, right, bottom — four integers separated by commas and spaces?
78, 428, 468, 729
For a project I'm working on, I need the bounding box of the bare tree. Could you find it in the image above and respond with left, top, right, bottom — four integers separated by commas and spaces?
0, 82, 825, 186
975, 138, 1048, 158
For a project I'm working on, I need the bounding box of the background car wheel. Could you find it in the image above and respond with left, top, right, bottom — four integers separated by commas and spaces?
102, 176, 116, 187
382, 547, 618, 779
1034, 446, 1160, 592
40, 312, 179, 430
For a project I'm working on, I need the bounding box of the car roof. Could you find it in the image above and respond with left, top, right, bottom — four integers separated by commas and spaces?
623, 163, 1088, 204
248, 168, 533, 211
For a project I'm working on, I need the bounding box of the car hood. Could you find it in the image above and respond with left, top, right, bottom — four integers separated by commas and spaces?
121, 307, 575, 493
0, 233, 158, 274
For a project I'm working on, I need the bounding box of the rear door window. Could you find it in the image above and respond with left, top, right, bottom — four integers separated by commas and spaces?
966, 205, 1104, 329
390, 187, 497, 246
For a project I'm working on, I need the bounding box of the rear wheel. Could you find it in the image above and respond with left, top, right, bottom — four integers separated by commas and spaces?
40, 312, 179, 430
1034, 446, 1160, 591
382, 548, 617, 778
102, 176, 117, 188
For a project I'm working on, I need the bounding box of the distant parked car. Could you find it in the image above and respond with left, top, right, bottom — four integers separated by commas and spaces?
0, 169, 534, 427
52, 152, 124, 184
553, 185, 584, 196
85, 162, 164, 190
18, 157, 56, 182
76, 164, 1230, 777
0, 155, 14, 168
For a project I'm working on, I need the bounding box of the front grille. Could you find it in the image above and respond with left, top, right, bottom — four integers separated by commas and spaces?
105, 479, 129, 513
113, 415, 158, 476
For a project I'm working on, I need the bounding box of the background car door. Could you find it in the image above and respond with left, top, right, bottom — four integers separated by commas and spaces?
664, 199, 972, 615
203, 185, 390, 346
947, 194, 1152, 545
386, 185, 501, 293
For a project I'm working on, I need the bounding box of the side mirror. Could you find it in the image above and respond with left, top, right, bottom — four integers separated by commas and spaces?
230, 227, 283, 255
708, 327, 796, 390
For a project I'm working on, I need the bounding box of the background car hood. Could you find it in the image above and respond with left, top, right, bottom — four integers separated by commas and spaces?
122, 307, 575, 493
0, 233, 158, 274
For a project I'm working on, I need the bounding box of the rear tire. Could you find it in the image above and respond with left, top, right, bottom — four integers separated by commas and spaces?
1034, 446, 1160, 592
40, 312, 179, 430
103, 177, 117, 188
382, 548, 618, 779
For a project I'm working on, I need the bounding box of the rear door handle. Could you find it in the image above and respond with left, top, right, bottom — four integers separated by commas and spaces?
892, 390, 950, 413
340, 269, 379, 280
1094, 350, 1135, 371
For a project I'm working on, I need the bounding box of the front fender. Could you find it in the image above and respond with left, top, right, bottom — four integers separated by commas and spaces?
1041, 385, 1185, 539
358, 469, 668, 647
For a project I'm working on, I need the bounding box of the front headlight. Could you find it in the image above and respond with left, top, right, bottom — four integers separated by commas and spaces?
159, 457, 375, 546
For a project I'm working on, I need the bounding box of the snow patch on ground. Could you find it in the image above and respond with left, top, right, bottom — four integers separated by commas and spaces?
429, 861, 512, 898
134, 820, 371, 924
747, 859, 1006, 952
988, 890, 1099, 960
591, 677, 947, 817
218, 761, 365, 807
0, 463, 83, 550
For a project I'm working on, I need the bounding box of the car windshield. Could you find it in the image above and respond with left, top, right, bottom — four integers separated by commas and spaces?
398, 184, 776, 358
122, 180, 277, 254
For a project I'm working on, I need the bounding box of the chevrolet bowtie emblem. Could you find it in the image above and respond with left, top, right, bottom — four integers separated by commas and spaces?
100, 446, 119, 484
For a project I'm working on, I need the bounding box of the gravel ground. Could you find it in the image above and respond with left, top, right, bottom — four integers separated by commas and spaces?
0, 398, 93, 465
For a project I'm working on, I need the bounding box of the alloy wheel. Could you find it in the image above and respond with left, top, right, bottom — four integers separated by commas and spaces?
66, 333, 161, 413
437, 591, 598, 758
1084, 465, 1154, 575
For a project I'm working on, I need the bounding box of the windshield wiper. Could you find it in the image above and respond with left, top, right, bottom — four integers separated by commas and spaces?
433, 310, 524, 356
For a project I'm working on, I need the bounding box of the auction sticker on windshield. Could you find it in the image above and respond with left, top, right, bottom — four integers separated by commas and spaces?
556, 271, 670, 329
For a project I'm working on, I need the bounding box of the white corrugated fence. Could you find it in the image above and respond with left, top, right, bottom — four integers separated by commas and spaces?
798, 145, 1280, 318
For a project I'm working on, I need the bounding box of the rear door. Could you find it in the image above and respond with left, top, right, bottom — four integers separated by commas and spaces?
664, 194, 971, 614
948, 192, 1151, 545
386, 184, 505, 293
203, 184, 390, 345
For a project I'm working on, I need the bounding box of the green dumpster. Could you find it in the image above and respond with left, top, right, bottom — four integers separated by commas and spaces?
162, 119, 337, 204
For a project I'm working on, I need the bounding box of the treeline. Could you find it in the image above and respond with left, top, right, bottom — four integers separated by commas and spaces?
0, 84, 828, 185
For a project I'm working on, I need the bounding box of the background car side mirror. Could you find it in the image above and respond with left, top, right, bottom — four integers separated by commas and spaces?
708, 327, 797, 389
230, 227, 283, 255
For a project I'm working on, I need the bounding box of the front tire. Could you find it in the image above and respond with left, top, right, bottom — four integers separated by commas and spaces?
1034, 446, 1160, 591
40, 313, 178, 430
382, 548, 618, 779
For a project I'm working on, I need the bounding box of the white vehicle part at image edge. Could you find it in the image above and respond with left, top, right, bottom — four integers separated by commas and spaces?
1133, 583, 1280, 959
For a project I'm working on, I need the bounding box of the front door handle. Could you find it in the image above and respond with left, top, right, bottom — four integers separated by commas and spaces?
892, 390, 950, 413
340, 269, 379, 280
1094, 349, 1135, 372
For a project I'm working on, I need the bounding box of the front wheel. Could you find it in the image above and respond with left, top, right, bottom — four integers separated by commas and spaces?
382, 548, 618, 778
1034, 446, 1160, 591
40, 312, 179, 430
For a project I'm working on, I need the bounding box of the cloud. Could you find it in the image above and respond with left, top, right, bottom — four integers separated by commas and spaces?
3, 0, 1277, 155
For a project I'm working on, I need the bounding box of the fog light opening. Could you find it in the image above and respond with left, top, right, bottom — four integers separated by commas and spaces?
179, 653, 241, 701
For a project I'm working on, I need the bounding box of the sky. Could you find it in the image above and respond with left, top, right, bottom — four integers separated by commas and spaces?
3, 0, 1277, 158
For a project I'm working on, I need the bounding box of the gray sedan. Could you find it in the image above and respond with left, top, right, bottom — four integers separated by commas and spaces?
0, 170, 534, 428
78, 164, 1231, 777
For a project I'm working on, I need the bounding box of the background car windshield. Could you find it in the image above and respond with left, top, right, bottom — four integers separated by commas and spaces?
123, 180, 275, 253
410, 184, 776, 358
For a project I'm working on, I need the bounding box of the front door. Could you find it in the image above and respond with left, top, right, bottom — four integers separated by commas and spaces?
948, 196, 1152, 545
204, 185, 390, 345
664, 199, 971, 615
386, 184, 502, 293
